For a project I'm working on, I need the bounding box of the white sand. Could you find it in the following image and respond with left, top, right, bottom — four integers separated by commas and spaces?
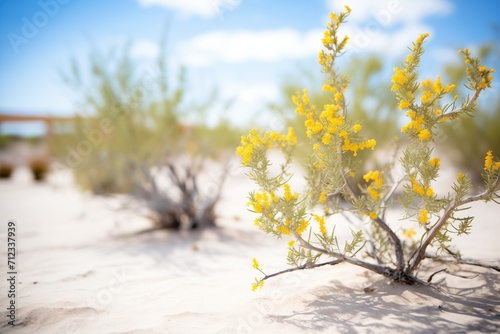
0, 162, 499, 333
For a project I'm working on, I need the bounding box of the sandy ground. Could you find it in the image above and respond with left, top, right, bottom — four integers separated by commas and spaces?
0, 161, 499, 334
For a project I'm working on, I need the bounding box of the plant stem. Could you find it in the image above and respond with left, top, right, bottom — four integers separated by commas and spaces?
407, 174, 499, 274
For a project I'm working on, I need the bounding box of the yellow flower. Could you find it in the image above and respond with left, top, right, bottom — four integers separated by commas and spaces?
429, 157, 440, 168
369, 211, 377, 220
431, 76, 442, 94
420, 91, 433, 104
418, 209, 428, 224
403, 227, 417, 239
415, 33, 429, 45
399, 100, 411, 109
322, 132, 331, 145
277, 225, 291, 236
287, 240, 295, 248
392, 67, 408, 86
296, 220, 309, 235
319, 191, 327, 204
334, 92, 343, 102
457, 173, 465, 180
484, 151, 494, 170
251, 280, 265, 292
418, 129, 432, 141
411, 177, 425, 196
314, 214, 327, 235
444, 84, 455, 93
283, 183, 292, 201
426, 187, 434, 197
344, 5, 351, 13
252, 257, 260, 270
353, 124, 362, 133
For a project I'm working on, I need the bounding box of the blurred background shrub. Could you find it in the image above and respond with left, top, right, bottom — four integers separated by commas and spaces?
0, 161, 14, 179
29, 157, 49, 181
49, 36, 242, 229
438, 43, 500, 186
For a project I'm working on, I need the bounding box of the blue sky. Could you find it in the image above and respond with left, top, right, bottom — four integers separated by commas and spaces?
1, 0, 499, 135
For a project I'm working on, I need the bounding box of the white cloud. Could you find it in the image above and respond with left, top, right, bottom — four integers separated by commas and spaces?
328, 0, 453, 25
177, 28, 323, 67
137, 0, 241, 18
131, 40, 160, 59
327, 0, 454, 56
222, 82, 280, 103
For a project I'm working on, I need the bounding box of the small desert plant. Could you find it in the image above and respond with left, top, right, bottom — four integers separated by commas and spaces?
134, 160, 224, 229
0, 162, 14, 179
237, 7, 499, 290
29, 158, 49, 181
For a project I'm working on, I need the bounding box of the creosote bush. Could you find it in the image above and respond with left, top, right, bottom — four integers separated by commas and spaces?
236, 7, 499, 291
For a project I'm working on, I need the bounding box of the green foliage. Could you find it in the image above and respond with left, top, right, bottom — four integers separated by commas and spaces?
239, 7, 500, 288
50, 36, 238, 229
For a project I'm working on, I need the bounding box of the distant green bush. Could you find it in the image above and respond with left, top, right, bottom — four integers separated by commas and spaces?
51, 40, 232, 229
439, 44, 500, 185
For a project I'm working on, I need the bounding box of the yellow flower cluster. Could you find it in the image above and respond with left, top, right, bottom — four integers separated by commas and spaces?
236, 129, 264, 166
460, 48, 496, 90
318, 8, 351, 71
251, 280, 264, 292
352, 124, 362, 133
236, 127, 297, 166
401, 110, 432, 142
252, 257, 260, 270
368, 211, 378, 220
247, 192, 271, 213
484, 151, 500, 171
390, 33, 429, 108
363, 170, 383, 200
403, 227, 417, 239
318, 50, 333, 72
296, 219, 309, 236
283, 183, 299, 201
319, 191, 327, 204
277, 225, 291, 236
313, 214, 327, 235
418, 209, 429, 224
248, 184, 299, 214
420, 76, 455, 105
340, 130, 376, 156
292, 89, 310, 115
429, 157, 440, 168
411, 177, 434, 197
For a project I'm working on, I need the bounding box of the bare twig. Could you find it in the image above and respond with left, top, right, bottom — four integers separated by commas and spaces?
262, 259, 343, 281
427, 268, 447, 283
425, 254, 500, 272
